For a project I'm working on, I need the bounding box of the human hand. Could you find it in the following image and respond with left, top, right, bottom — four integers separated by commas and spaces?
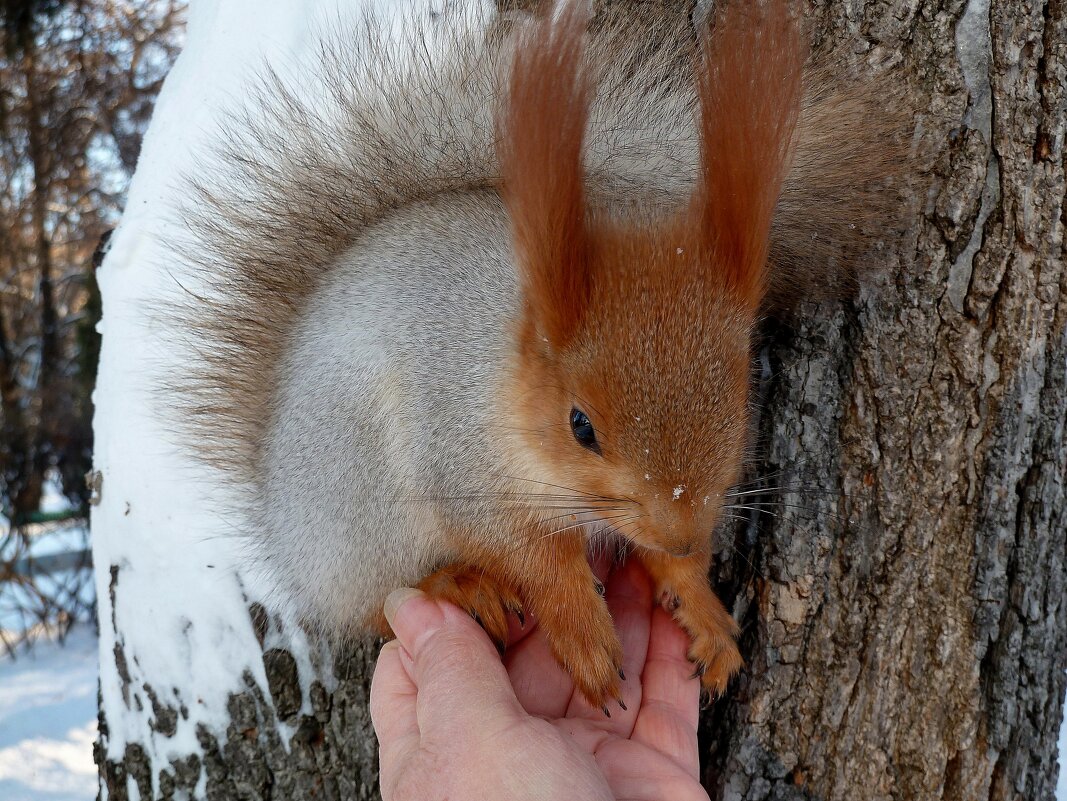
370, 558, 712, 801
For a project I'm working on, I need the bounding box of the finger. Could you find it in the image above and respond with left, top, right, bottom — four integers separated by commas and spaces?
595, 741, 711, 801
369, 640, 421, 789
384, 587, 523, 736
607, 557, 654, 706
555, 733, 710, 801
505, 624, 575, 717
631, 605, 701, 778
565, 556, 653, 729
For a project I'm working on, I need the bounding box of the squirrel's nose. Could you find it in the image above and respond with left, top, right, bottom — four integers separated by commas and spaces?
645, 497, 700, 556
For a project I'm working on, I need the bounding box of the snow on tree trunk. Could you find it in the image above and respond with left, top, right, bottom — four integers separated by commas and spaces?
92, 1, 1066, 800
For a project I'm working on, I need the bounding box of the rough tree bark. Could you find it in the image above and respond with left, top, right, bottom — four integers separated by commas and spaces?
94, 0, 1066, 799
697, 1, 1067, 799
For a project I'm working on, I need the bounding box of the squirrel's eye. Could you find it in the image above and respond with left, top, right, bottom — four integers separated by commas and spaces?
570, 407, 600, 454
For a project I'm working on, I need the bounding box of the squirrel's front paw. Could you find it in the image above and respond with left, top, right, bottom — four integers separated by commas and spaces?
564, 634, 627, 715
685, 620, 743, 697
661, 589, 742, 697
538, 597, 626, 715
416, 563, 523, 652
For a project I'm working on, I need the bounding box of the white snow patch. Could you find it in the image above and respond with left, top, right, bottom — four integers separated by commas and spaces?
672, 485, 685, 501
0, 626, 98, 801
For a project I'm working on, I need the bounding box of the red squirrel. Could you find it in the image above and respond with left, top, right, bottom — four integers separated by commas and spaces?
175, 0, 908, 712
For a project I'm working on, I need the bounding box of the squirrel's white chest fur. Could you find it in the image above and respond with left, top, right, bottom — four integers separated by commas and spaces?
262, 191, 519, 632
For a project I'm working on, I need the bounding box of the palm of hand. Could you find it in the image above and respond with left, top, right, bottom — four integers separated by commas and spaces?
372, 558, 713, 801
501, 559, 711, 801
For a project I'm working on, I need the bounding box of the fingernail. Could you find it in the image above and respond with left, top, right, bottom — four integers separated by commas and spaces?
383, 587, 426, 629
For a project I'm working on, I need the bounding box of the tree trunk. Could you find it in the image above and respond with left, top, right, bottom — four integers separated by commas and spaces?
93, 1, 1066, 800
698, 1, 1067, 799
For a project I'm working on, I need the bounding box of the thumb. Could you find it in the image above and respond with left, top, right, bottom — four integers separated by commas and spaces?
384, 588, 524, 737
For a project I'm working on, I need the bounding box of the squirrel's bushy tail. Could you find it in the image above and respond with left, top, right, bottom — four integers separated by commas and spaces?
174, 7, 504, 488
769, 50, 915, 307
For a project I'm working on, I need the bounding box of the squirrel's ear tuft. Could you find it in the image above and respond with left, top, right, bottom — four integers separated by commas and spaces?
498, 1, 592, 348
692, 0, 806, 309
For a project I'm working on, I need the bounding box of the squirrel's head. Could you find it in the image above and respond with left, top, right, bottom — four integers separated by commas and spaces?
499, 1, 804, 556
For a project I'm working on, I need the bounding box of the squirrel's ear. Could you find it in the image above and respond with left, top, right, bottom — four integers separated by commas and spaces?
499, 2, 591, 348
692, 0, 806, 309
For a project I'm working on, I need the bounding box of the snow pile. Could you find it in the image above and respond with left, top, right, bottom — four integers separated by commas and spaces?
0, 625, 98, 801
92, 0, 349, 770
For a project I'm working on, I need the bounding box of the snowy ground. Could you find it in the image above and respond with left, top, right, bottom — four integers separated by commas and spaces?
0, 626, 98, 801
0, 474, 96, 801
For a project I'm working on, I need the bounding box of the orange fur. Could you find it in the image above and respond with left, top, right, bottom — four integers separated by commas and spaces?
694, 0, 806, 307
415, 562, 524, 652
425, 529, 627, 712
498, 2, 592, 348
638, 549, 742, 696
420, 0, 804, 706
